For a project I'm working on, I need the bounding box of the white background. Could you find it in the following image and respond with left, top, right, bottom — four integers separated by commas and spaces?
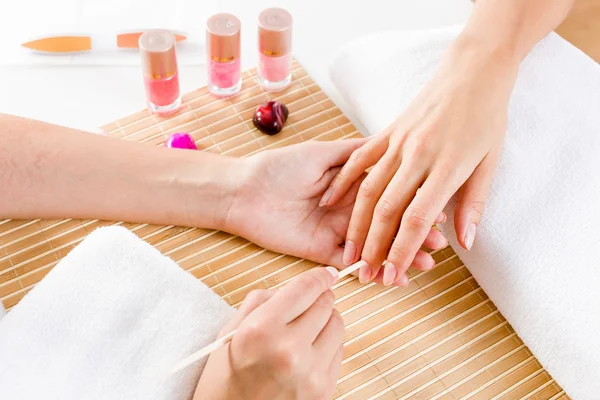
0, 0, 471, 131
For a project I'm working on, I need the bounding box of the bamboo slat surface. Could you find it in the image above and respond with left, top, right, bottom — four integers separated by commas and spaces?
0, 60, 568, 399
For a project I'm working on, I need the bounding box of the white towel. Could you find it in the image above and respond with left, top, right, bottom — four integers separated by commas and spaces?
0, 226, 234, 400
330, 26, 600, 399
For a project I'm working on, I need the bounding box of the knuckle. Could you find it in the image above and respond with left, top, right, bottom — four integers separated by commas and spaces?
387, 245, 408, 263
297, 273, 326, 294
402, 207, 431, 230
315, 290, 335, 310
239, 318, 269, 344
375, 199, 400, 221
272, 342, 301, 376
358, 177, 378, 200
408, 137, 435, 158
244, 289, 269, 307
469, 200, 486, 218
330, 309, 346, 339
435, 161, 460, 182
348, 148, 365, 165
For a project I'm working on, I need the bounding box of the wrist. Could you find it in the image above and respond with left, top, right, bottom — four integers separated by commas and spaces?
218, 156, 254, 236
449, 29, 522, 80
437, 31, 521, 104
169, 152, 243, 231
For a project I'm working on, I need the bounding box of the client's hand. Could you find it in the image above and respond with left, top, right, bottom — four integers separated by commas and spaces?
225, 139, 449, 281
194, 267, 343, 400
319, 40, 518, 285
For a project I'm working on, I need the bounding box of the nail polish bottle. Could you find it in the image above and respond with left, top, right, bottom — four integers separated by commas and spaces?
139, 30, 181, 115
258, 7, 293, 92
206, 13, 242, 97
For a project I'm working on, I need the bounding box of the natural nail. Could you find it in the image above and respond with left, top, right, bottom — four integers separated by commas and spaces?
343, 240, 357, 266
465, 223, 477, 251
371, 267, 379, 280
435, 212, 447, 224
383, 263, 397, 286
359, 265, 371, 284
394, 273, 410, 287
319, 187, 334, 207
425, 257, 436, 270
325, 266, 339, 282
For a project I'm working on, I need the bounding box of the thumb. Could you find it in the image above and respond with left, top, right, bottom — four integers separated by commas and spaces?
218, 289, 277, 336
314, 137, 369, 168
314, 166, 342, 194
454, 153, 498, 251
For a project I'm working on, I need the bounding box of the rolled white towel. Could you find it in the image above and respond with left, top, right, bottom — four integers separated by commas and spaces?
0, 226, 234, 400
330, 26, 600, 398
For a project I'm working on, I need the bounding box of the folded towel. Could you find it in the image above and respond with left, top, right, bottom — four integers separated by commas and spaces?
330, 26, 600, 398
0, 226, 234, 400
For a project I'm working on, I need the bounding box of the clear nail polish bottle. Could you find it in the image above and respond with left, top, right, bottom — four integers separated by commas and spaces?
206, 13, 242, 97
139, 30, 181, 115
257, 7, 293, 92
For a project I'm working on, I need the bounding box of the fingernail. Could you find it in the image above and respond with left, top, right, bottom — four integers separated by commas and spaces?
319, 187, 334, 207
435, 212, 447, 224
359, 265, 371, 284
370, 267, 379, 280
465, 223, 477, 250
343, 240, 357, 266
394, 274, 410, 287
425, 257, 436, 270
325, 266, 339, 282
383, 263, 397, 286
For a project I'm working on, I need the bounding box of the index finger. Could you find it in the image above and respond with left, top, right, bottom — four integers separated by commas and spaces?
263, 267, 339, 323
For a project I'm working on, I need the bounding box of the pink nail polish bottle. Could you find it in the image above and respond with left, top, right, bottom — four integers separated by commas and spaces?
139, 30, 181, 115
258, 8, 293, 92
206, 13, 242, 97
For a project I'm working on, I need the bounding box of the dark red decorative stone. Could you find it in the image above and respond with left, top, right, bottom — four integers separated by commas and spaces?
252, 101, 289, 135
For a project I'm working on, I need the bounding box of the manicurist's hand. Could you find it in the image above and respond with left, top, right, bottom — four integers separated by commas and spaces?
320, 38, 520, 286
224, 139, 448, 278
194, 267, 343, 400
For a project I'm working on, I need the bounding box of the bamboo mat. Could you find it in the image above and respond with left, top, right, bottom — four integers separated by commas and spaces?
0, 60, 568, 400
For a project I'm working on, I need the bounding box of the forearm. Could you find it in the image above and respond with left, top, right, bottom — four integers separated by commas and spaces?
0, 114, 240, 229
459, 0, 574, 64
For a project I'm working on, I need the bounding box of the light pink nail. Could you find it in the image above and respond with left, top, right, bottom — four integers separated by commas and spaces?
425, 257, 436, 270
383, 263, 397, 286
394, 274, 409, 287
465, 223, 477, 250
435, 212, 447, 224
319, 187, 334, 207
359, 265, 371, 284
325, 266, 339, 282
343, 240, 357, 266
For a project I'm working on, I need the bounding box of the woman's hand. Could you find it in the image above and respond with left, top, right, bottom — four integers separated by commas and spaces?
225, 140, 448, 279
320, 39, 520, 285
194, 267, 343, 400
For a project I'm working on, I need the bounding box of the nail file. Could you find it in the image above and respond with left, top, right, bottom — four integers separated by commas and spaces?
21, 31, 188, 54
161, 260, 368, 378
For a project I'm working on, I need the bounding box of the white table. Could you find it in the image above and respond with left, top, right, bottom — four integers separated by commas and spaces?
0, 0, 471, 131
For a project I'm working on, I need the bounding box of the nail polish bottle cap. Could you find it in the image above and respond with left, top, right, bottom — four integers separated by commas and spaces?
139, 30, 178, 79
206, 13, 241, 62
258, 7, 292, 57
